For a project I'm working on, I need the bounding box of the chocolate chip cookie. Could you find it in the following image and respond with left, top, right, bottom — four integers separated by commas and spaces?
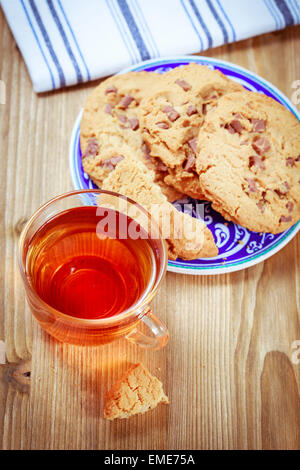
140, 63, 244, 199
196, 90, 300, 233
80, 72, 183, 202
101, 158, 218, 260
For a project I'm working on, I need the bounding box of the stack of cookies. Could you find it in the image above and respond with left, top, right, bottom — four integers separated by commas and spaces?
80, 63, 300, 260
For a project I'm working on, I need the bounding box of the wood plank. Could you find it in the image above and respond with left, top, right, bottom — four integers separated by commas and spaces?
0, 9, 299, 449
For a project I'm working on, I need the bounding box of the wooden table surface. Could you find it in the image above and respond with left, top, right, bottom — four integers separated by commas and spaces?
1, 9, 300, 450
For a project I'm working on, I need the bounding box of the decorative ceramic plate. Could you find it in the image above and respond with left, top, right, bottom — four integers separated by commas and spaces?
69, 56, 300, 275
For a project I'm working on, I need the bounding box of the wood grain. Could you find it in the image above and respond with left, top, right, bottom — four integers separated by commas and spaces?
0, 10, 299, 449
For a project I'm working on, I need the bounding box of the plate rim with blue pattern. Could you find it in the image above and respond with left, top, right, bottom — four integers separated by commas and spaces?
69, 55, 300, 275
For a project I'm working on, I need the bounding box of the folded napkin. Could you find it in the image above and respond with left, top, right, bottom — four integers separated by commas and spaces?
1, 0, 300, 92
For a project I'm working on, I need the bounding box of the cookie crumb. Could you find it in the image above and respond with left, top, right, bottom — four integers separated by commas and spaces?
104, 363, 169, 420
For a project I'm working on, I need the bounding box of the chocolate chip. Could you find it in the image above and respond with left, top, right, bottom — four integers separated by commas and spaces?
225, 123, 236, 134
206, 92, 218, 100
188, 138, 198, 154
162, 105, 180, 122
280, 215, 292, 223
286, 157, 295, 167
101, 155, 124, 170
183, 153, 196, 171
251, 119, 266, 133
175, 79, 191, 91
187, 104, 197, 116
156, 159, 168, 172
82, 138, 99, 159
202, 103, 208, 115
105, 85, 117, 95
142, 142, 151, 160
162, 105, 173, 113
252, 137, 271, 155
296, 155, 300, 162
101, 161, 114, 171
249, 155, 265, 170
286, 201, 294, 213
156, 121, 170, 129
117, 114, 127, 123
245, 178, 258, 193
274, 181, 290, 197
230, 120, 243, 133
119, 95, 134, 109
256, 201, 265, 213
224, 119, 243, 134
168, 110, 180, 122
105, 103, 113, 115
110, 155, 124, 166
129, 117, 139, 130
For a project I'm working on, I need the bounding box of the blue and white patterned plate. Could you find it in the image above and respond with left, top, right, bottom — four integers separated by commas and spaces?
69, 56, 300, 275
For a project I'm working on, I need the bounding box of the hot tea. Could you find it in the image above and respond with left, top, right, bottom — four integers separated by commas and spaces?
26, 206, 156, 319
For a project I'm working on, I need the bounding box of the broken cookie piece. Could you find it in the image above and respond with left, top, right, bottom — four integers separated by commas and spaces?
104, 363, 169, 420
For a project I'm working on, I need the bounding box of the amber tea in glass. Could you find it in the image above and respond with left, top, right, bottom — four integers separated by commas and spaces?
18, 190, 168, 347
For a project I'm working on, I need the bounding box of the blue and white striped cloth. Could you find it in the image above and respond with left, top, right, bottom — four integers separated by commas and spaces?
1, 0, 300, 93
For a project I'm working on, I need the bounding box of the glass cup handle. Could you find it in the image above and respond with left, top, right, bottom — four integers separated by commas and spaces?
125, 306, 169, 350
